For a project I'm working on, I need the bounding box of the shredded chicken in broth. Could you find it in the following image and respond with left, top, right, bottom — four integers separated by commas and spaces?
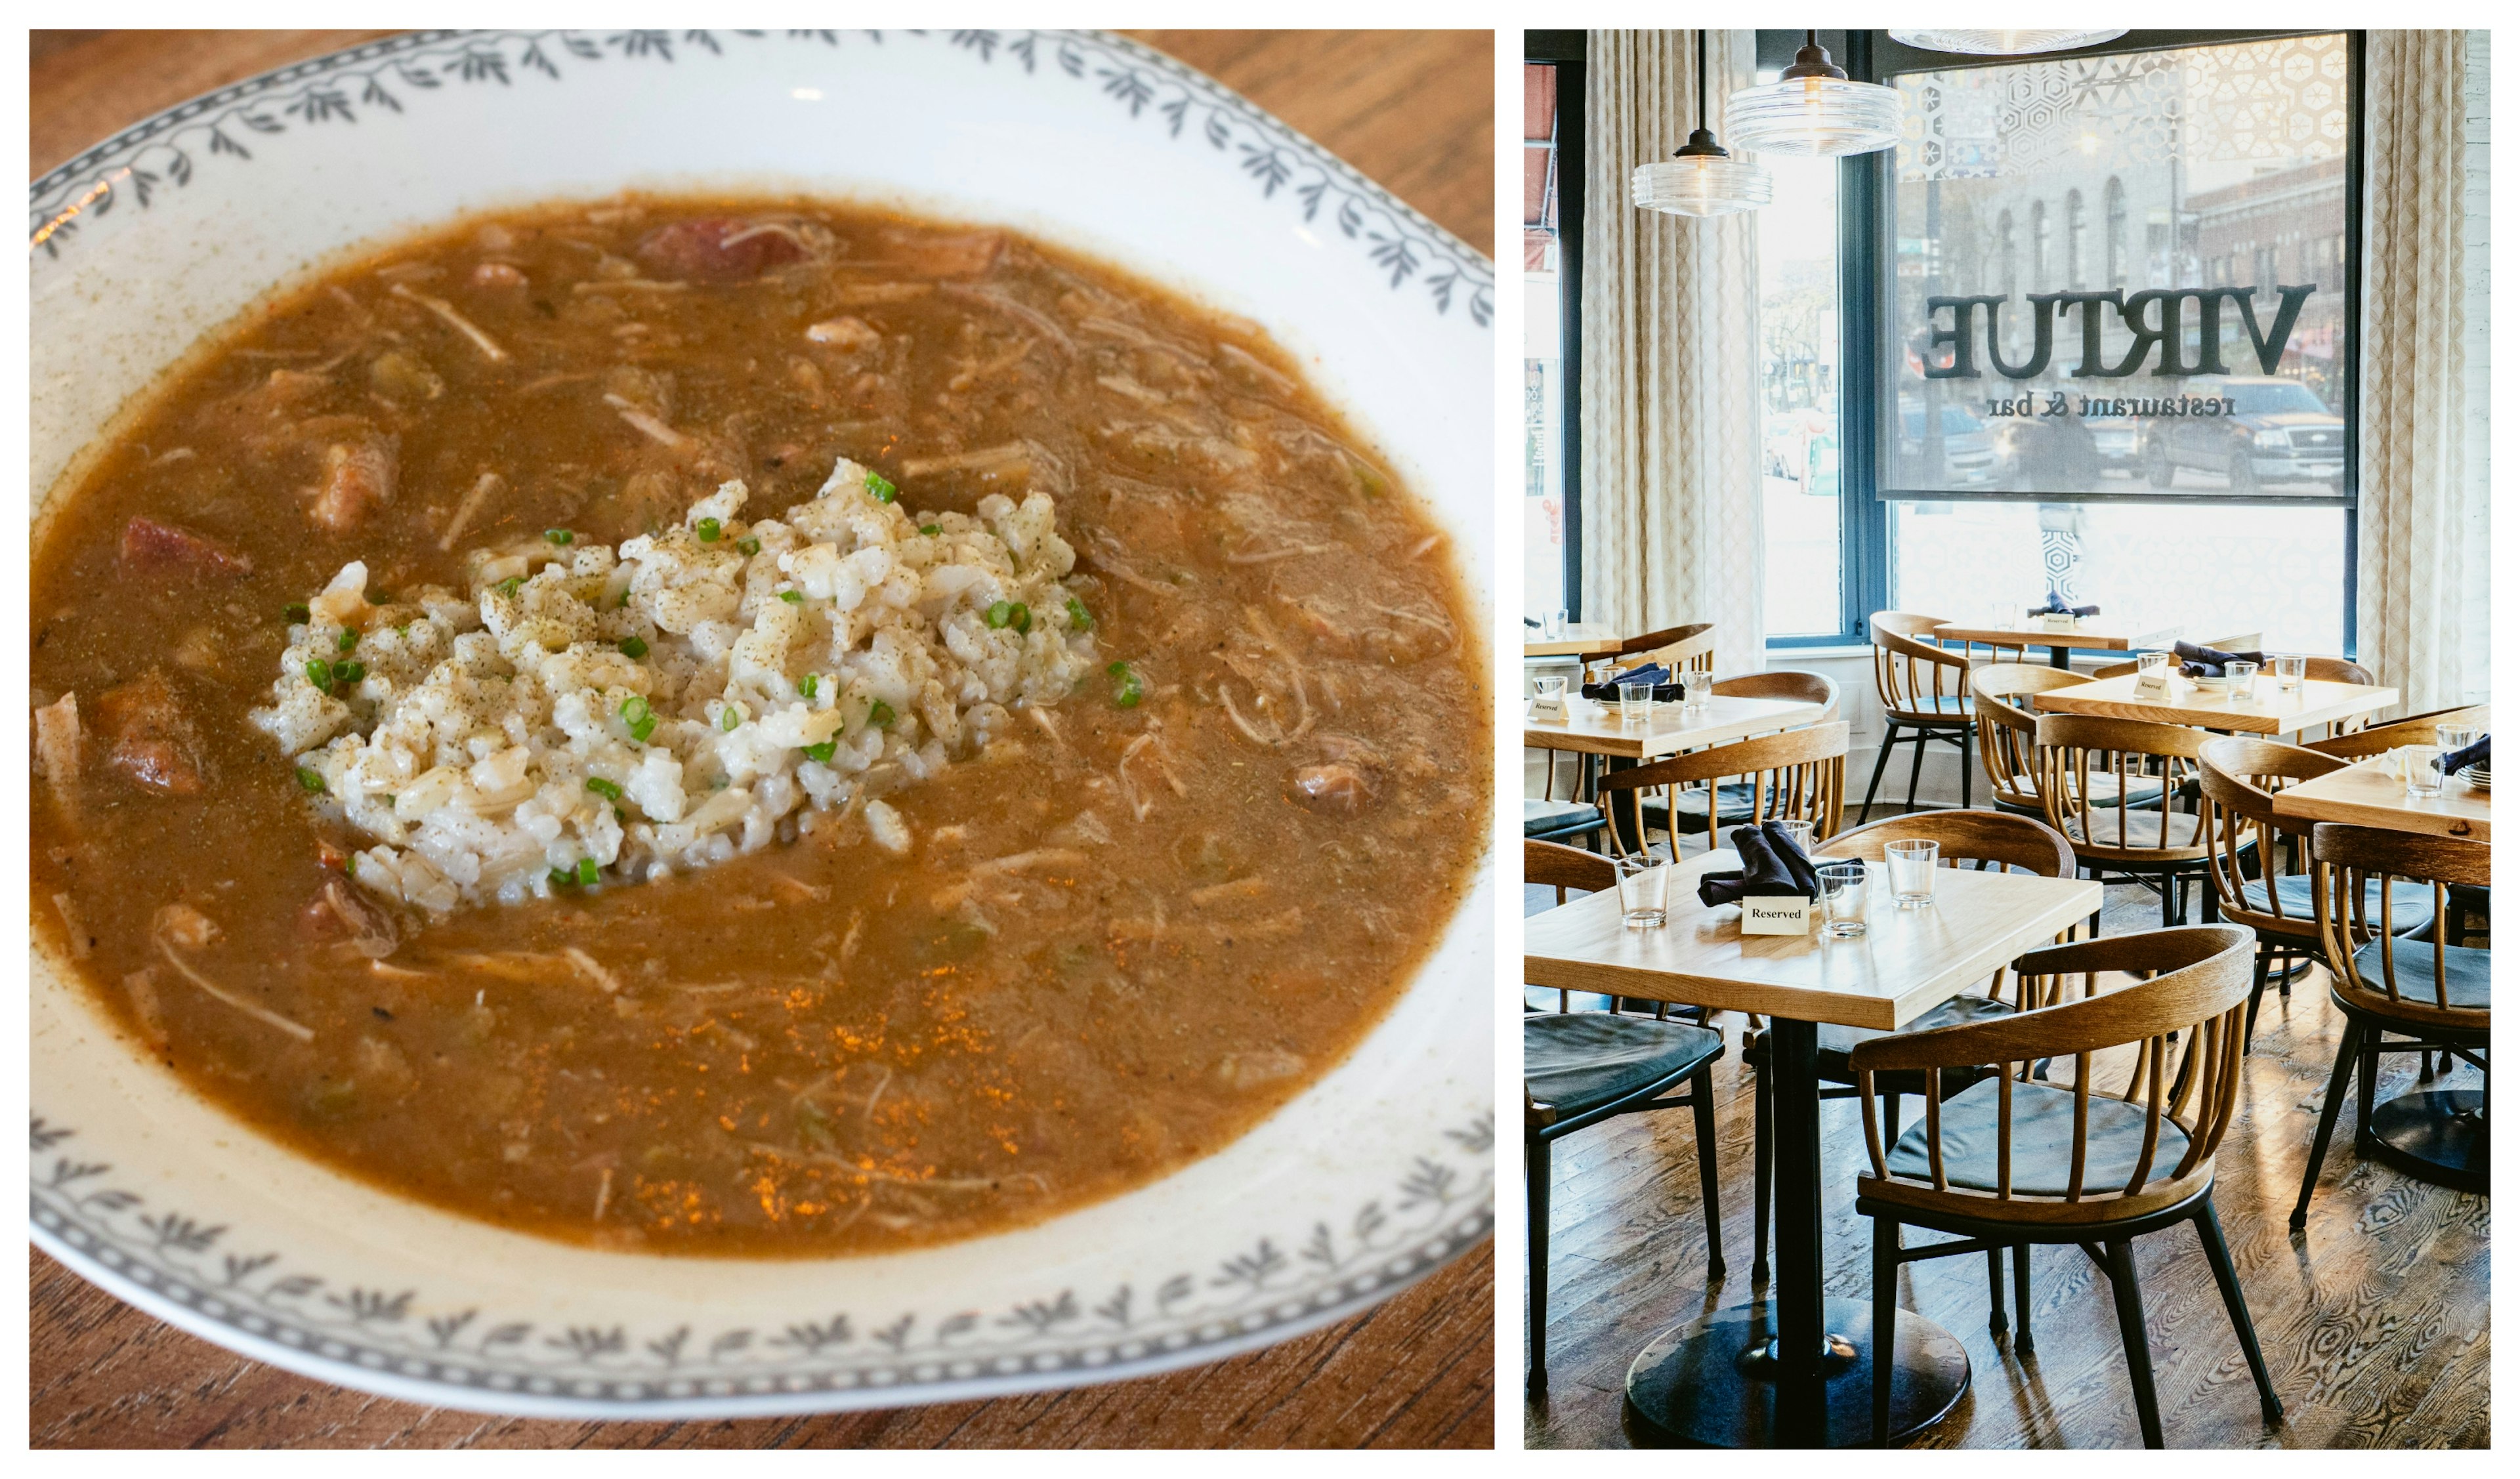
30, 197, 1488, 1255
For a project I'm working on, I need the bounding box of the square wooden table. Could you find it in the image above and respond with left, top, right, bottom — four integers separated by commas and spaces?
1930, 619, 2263, 670
2273, 759, 2491, 842
1524, 625, 1624, 661
1526, 852, 2099, 1446
1523, 695, 1828, 762
2030, 672, 2399, 736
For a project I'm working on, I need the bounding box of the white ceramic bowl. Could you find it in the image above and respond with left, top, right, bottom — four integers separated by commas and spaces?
30, 28, 1494, 1418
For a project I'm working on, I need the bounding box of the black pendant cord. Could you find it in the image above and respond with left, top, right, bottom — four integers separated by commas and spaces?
1675, 28, 1727, 159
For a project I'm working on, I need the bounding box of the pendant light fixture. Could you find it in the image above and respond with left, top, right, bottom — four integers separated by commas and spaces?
1887, 30, 2128, 56
1632, 30, 1772, 219
1724, 30, 1903, 157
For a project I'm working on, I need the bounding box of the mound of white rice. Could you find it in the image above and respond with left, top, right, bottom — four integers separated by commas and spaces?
253, 457, 1101, 913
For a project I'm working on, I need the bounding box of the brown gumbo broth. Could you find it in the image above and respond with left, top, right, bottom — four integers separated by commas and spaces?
30, 197, 1486, 1255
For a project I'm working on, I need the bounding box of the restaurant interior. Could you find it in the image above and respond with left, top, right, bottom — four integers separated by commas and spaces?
1521, 30, 2488, 1449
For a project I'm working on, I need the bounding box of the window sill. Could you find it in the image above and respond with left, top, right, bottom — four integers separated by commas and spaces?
1765, 643, 1871, 661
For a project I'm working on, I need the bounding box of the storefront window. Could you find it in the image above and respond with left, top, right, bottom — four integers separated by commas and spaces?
1758, 152, 1843, 637
1524, 61, 1570, 623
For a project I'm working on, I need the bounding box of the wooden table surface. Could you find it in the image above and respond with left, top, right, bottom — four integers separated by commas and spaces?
1524, 850, 2101, 1032
28, 28, 1495, 1451
2030, 672, 2399, 736
1523, 695, 1828, 760
2273, 758, 2493, 842
1929, 617, 2187, 654
1522, 626, 1622, 660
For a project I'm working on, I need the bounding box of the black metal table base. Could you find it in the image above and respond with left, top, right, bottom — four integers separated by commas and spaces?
2366, 1088, 2487, 1193
1622, 1297, 1969, 1448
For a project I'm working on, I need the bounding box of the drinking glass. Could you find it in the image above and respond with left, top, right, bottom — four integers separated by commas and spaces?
2437, 724, 2482, 760
1771, 818, 1815, 860
1545, 608, 1569, 640
2225, 660, 2259, 700
1679, 669, 1713, 713
2135, 650, 2170, 686
1884, 839, 1940, 909
1618, 679, 1656, 725
1532, 675, 1568, 714
2400, 745, 2446, 799
1613, 854, 1671, 929
1816, 860, 1869, 938
2273, 654, 2307, 691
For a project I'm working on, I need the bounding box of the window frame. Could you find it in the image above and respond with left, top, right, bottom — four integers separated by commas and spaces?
1528, 31, 1588, 619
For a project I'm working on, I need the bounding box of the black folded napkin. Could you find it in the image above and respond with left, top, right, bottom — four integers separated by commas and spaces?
1579, 663, 1681, 702
2436, 735, 2490, 774
2174, 640, 2267, 678
2028, 589, 2100, 618
1698, 823, 1820, 907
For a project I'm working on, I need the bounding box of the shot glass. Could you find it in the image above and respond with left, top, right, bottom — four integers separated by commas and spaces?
2400, 745, 2446, 799
1679, 669, 1712, 713
1816, 860, 1869, 939
1618, 678, 1656, 725
1884, 839, 1940, 909
2273, 654, 2307, 691
2225, 660, 2259, 700
1613, 853, 1671, 929
1545, 608, 1569, 640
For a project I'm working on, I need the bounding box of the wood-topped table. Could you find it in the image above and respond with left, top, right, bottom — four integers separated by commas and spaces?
1523, 625, 1624, 660
31, 26, 1493, 1453
2030, 672, 2399, 736
2273, 759, 2492, 842
1929, 619, 2265, 670
1526, 851, 2100, 1446
1523, 695, 1828, 761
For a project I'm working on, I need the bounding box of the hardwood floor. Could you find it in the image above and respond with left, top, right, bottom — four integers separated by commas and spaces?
1521, 843, 2491, 1449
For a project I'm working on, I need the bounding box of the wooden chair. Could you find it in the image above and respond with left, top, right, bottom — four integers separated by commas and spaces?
1524, 839, 1727, 1398
1711, 667, 1839, 722
2305, 705, 2491, 761
1860, 612, 1977, 822
1973, 662, 2094, 817
1851, 926, 2282, 1448
2196, 738, 2439, 1051
2291, 823, 2491, 1228
1614, 621, 1717, 675
1593, 722, 1847, 859
1742, 810, 2079, 1302
2034, 713, 2230, 928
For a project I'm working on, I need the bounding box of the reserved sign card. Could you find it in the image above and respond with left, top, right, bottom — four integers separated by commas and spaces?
1740, 895, 1814, 935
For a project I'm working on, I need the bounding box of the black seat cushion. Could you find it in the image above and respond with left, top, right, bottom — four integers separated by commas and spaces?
1744, 993, 2017, 1086
2241, 875, 2436, 932
1885, 1077, 2192, 1196
1526, 1012, 1723, 1120
1888, 693, 1974, 723
1638, 781, 1762, 833
2349, 940, 2490, 1010
1524, 797, 1602, 837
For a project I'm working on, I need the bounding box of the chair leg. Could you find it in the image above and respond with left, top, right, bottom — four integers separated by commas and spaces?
1858, 722, 1900, 825
1526, 1134, 1551, 1398
2160, 867, 2177, 928
1959, 727, 1974, 810
2292, 1014, 2366, 1229
1872, 1214, 1900, 1447
2102, 1238, 2167, 1449
1903, 726, 1929, 814
2243, 949, 2271, 1054
2011, 1243, 2034, 1353
2354, 1031, 2383, 1154
1690, 1068, 1727, 1282
1751, 1062, 1773, 1281
1985, 1246, 2007, 1335
2193, 1196, 2284, 1425
2200, 877, 2219, 923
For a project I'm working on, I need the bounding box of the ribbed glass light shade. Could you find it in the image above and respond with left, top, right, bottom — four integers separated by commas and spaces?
1725, 75, 1904, 157
1887, 30, 2128, 56
1632, 157, 1773, 218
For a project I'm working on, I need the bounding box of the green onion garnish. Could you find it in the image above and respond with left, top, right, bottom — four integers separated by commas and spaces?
720, 707, 742, 732
333, 661, 366, 684
618, 635, 648, 659
695, 517, 723, 542
798, 674, 819, 700
548, 867, 574, 889
737, 537, 761, 556
803, 740, 838, 764
620, 695, 656, 743
304, 658, 333, 691
869, 699, 894, 727
984, 600, 1016, 630
1066, 596, 1093, 630
577, 858, 599, 886
1108, 660, 1144, 709
284, 603, 310, 623
866, 470, 898, 503
585, 777, 623, 801
778, 589, 803, 604
919, 523, 942, 536
337, 629, 358, 654
296, 766, 326, 793
545, 528, 574, 546
495, 575, 524, 598
345, 854, 358, 877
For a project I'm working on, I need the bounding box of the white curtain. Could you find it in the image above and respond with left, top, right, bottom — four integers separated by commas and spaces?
2358, 30, 2490, 709
1580, 30, 1766, 675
